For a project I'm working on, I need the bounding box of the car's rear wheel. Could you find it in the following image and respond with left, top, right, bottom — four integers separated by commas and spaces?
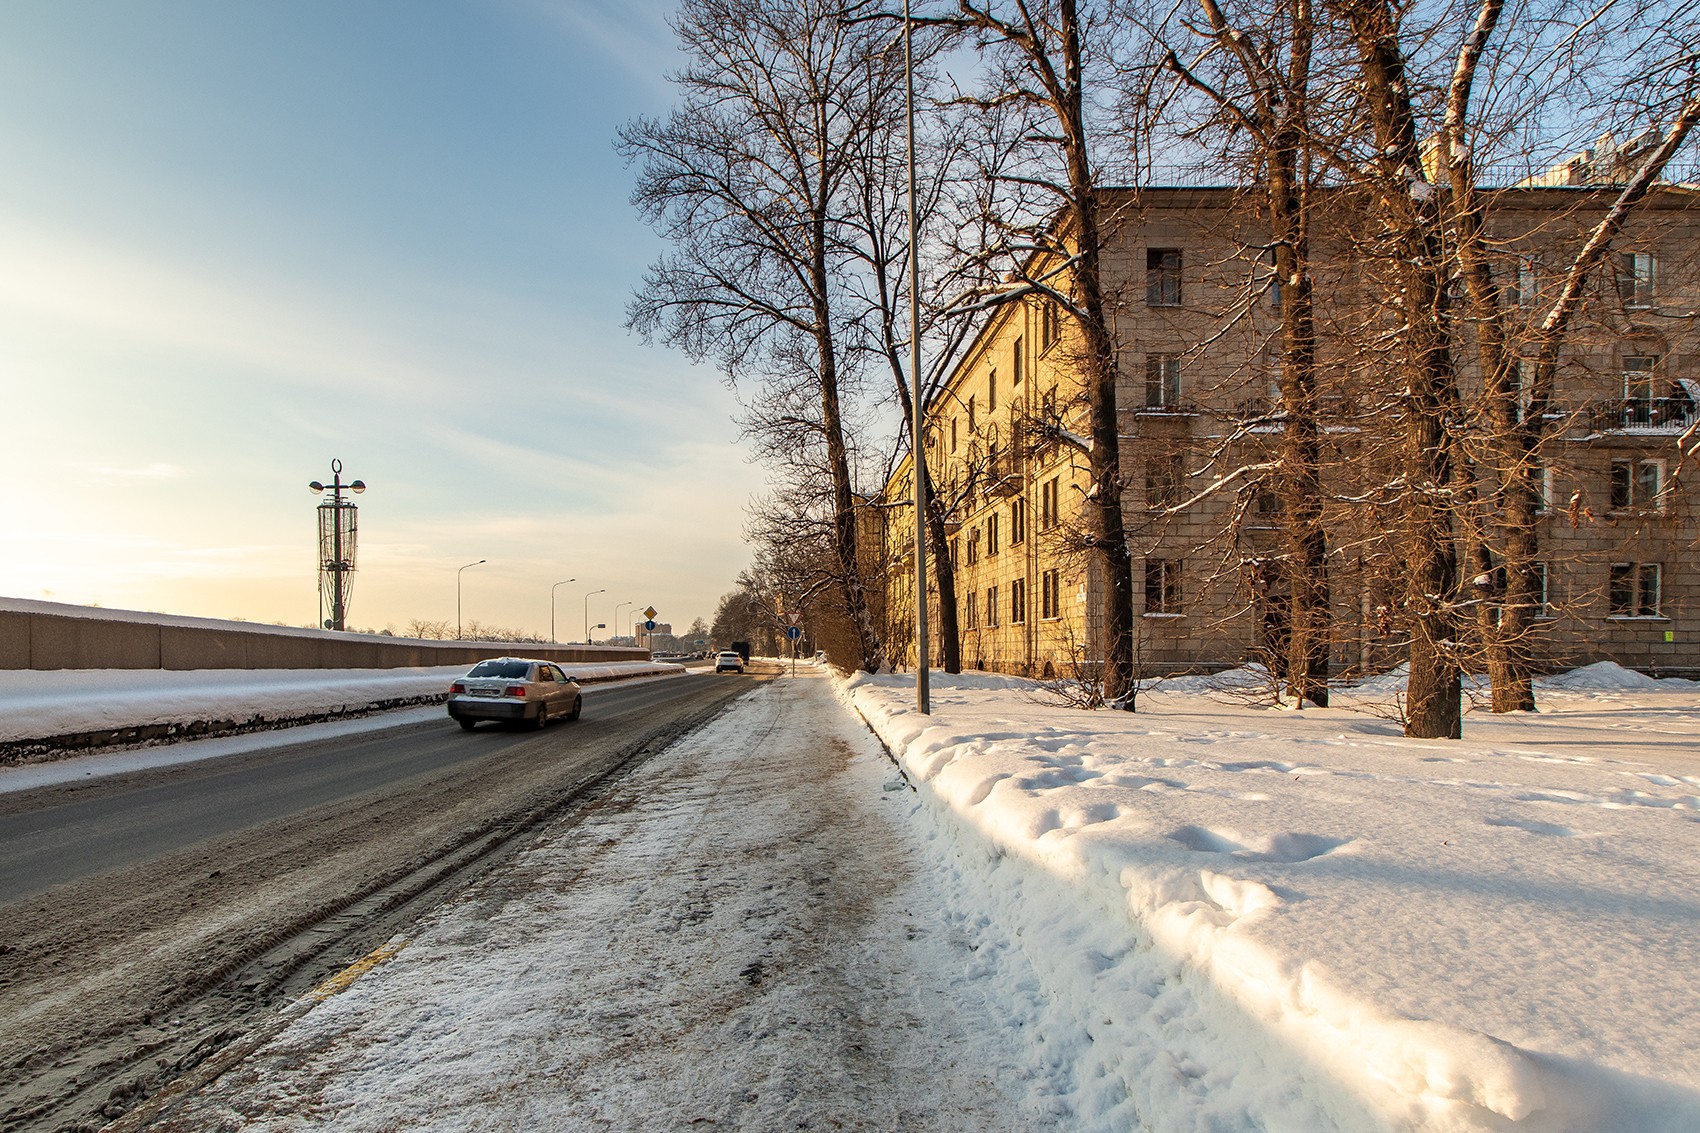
534, 703, 549, 730
457, 718, 476, 732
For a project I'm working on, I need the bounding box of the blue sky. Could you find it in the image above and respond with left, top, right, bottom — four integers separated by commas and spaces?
0, 0, 765, 639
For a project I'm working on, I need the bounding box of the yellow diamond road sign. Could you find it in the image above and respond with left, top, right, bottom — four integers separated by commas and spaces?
643, 606, 657, 620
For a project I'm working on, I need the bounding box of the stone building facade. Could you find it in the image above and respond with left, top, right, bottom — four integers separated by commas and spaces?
878, 182, 1699, 679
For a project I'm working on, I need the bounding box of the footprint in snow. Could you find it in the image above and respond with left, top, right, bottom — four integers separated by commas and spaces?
1166, 825, 1350, 862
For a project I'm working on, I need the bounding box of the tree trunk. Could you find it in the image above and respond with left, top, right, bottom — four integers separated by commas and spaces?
1057, 0, 1138, 705
885, 346, 963, 673
1266, 65, 1329, 708
925, 476, 964, 672
1336, 0, 1464, 738
813, 233, 884, 674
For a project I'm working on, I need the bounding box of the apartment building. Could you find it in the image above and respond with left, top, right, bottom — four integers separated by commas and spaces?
879, 182, 1699, 679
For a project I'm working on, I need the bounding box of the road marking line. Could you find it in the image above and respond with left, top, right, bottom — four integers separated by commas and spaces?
310, 938, 409, 1001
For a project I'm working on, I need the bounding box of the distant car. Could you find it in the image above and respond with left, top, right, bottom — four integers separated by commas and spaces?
714, 650, 745, 673
447, 657, 582, 730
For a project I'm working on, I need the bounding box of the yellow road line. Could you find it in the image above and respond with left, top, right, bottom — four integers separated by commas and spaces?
309, 937, 409, 1001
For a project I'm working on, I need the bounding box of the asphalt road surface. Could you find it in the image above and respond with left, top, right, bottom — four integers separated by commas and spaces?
0, 670, 761, 1133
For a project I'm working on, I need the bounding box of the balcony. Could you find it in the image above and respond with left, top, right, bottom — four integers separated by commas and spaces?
983, 449, 1024, 496
1128, 399, 1202, 418
1588, 394, 1698, 433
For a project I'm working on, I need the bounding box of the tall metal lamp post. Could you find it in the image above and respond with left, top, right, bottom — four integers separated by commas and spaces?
457, 560, 486, 640
903, 0, 930, 713
551, 578, 577, 642
583, 588, 606, 643
614, 600, 633, 642
308, 459, 366, 632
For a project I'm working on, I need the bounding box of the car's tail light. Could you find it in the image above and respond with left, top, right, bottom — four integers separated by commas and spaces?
505, 685, 527, 698
450, 682, 466, 694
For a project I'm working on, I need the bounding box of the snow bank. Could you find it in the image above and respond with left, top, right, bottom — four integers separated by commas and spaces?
839, 667, 1700, 1131
1536, 660, 1698, 692
0, 661, 684, 747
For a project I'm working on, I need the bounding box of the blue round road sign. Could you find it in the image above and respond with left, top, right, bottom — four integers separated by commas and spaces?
645, 619, 657, 631
786, 625, 802, 640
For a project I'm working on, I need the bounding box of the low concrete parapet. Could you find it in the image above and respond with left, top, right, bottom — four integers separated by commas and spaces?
0, 597, 647, 671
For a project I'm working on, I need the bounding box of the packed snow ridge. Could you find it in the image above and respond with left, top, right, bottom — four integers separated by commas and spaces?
840, 663, 1700, 1132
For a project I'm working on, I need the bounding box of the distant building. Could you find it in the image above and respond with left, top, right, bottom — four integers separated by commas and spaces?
878, 179, 1698, 679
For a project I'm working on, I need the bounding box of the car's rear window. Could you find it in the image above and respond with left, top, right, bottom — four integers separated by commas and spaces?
467, 660, 531, 679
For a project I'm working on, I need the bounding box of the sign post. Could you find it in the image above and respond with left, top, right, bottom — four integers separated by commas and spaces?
786, 624, 802, 675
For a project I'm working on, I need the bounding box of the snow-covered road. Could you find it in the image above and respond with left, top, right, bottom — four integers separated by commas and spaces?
153, 669, 1057, 1131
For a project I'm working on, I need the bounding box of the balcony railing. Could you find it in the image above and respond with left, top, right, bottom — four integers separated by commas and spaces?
983, 449, 1023, 496
1129, 399, 1202, 417
1589, 396, 1698, 432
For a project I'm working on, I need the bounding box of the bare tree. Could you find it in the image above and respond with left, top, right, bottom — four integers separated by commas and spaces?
1322, 0, 1471, 738
1157, 0, 1337, 705
623, 0, 897, 673
916, 0, 1143, 704
836, 21, 977, 673
1434, 0, 1700, 712
712, 568, 782, 656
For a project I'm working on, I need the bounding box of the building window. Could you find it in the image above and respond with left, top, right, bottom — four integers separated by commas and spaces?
1013, 337, 1024, 387
1145, 455, 1183, 510
1040, 478, 1060, 529
986, 585, 999, 627
1010, 497, 1026, 545
951, 416, 958, 453
1146, 354, 1182, 408
1515, 257, 1535, 306
1147, 248, 1182, 306
1041, 302, 1060, 351
1041, 568, 1060, 619
1144, 558, 1181, 614
1608, 562, 1661, 617
1610, 458, 1664, 511
950, 537, 959, 567
988, 369, 997, 412
987, 512, 1000, 556
1623, 354, 1661, 401
1533, 562, 1552, 618
964, 589, 979, 629
967, 395, 977, 433
1011, 577, 1026, 623
1534, 466, 1555, 514
1617, 252, 1656, 306
967, 526, 981, 564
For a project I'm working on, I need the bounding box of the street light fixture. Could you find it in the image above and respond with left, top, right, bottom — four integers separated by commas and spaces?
457, 560, 486, 640
614, 600, 633, 642
583, 588, 606, 643
551, 578, 577, 642
588, 622, 606, 642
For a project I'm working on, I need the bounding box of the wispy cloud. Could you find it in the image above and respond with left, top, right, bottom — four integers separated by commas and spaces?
507, 0, 681, 103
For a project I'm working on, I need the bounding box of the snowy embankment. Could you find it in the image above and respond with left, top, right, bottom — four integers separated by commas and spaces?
0, 661, 685, 757
840, 663, 1700, 1132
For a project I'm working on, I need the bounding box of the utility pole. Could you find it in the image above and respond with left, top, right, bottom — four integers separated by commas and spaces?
905, 0, 930, 713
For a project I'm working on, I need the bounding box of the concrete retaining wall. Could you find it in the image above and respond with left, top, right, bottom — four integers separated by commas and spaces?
0, 598, 647, 671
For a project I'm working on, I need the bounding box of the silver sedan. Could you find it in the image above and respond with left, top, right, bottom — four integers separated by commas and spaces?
447, 658, 583, 730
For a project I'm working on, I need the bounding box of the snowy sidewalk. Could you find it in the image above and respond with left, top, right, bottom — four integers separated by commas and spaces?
153, 669, 1056, 1132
